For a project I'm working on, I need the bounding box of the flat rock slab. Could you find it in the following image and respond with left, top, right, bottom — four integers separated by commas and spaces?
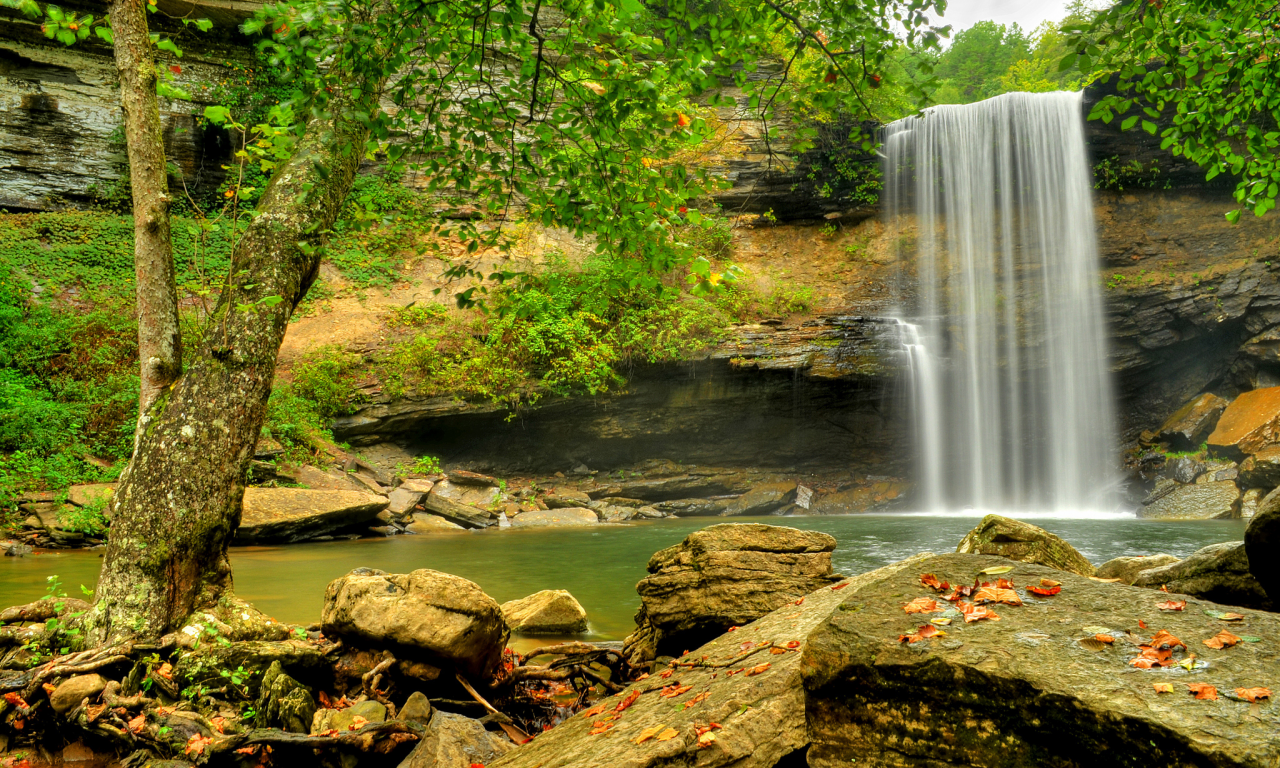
237, 488, 389, 544
66, 483, 116, 509
803, 553, 1280, 768
510, 508, 598, 527
1139, 480, 1240, 520
489, 554, 930, 768
423, 481, 498, 528
1209, 386, 1280, 459
1158, 392, 1228, 450
1133, 542, 1273, 611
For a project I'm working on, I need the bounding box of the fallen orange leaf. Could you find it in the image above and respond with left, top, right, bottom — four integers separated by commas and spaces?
1148, 630, 1185, 650
1039, 578, 1061, 588
1156, 600, 1186, 611
684, 691, 710, 708
581, 703, 607, 718
696, 731, 717, 749
1094, 634, 1114, 644
973, 586, 1022, 606
831, 582, 849, 590
615, 690, 641, 712
655, 727, 680, 742
786, 640, 801, 649
769, 647, 787, 655
632, 725, 663, 744
1202, 630, 1241, 650
1153, 683, 1173, 693
1187, 683, 1218, 700
956, 601, 1000, 623
184, 734, 213, 757
659, 685, 692, 698
1234, 687, 1271, 703
1139, 619, 1147, 629
903, 597, 939, 614
745, 663, 771, 676
1027, 585, 1061, 596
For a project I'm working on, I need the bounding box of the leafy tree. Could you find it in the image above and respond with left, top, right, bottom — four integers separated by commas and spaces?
997, 22, 1084, 94
930, 20, 1030, 104
1066, 0, 1280, 221
3, 0, 945, 644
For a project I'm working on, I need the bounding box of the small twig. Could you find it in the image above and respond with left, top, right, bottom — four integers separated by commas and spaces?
670, 644, 773, 670
456, 673, 532, 743
361, 652, 397, 717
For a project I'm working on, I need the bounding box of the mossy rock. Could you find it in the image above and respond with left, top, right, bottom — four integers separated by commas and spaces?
955, 514, 1095, 576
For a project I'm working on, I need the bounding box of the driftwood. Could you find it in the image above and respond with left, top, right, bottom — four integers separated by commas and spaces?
208, 719, 428, 757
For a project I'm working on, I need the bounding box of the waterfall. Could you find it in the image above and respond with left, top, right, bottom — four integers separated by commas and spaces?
883, 91, 1119, 513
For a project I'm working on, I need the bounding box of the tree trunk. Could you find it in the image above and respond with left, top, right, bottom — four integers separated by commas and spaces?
109, 0, 181, 420
86, 79, 383, 645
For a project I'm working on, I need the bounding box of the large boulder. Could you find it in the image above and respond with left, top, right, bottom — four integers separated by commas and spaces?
1131, 542, 1273, 611
1138, 480, 1240, 520
955, 515, 1095, 576
237, 488, 388, 544
321, 568, 508, 678
802, 553, 1280, 768
66, 483, 117, 509
1245, 505, 1280, 604
49, 673, 106, 714
1156, 392, 1228, 450
422, 481, 499, 528
490, 555, 931, 768
1095, 553, 1181, 585
1208, 385, 1280, 459
501, 590, 589, 635
399, 711, 513, 768
1238, 445, 1280, 489
622, 524, 841, 667
650, 498, 729, 517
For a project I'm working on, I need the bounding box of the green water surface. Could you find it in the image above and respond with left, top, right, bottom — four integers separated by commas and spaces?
0, 515, 1247, 646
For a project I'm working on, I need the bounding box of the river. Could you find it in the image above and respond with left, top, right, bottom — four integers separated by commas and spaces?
0, 515, 1246, 648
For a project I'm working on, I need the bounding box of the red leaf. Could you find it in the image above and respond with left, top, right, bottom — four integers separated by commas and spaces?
169, 65, 182, 74
1027, 585, 1061, 597
615, 690, 640, 712
831, 582, 849, 590
1138, 619, 1147, 629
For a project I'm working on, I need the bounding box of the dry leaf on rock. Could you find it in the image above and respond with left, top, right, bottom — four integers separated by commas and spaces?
1157, 600, 1186, 611
616, 690, 641, 711
903, 597, 939, 614
1153, 683, 1174, 693
745, 663, 771, 676
1234, 687, 1271, 703
655, 728, 680, 742
1187, 683, 1218, 700
973, 586, 1022, 606
1203, 630, 1242, 650
632, 725, 664, 744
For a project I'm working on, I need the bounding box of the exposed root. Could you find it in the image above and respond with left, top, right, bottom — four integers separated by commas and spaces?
361, 651, 398, 717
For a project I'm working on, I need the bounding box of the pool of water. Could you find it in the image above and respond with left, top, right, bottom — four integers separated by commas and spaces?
0, 514, 1247, 646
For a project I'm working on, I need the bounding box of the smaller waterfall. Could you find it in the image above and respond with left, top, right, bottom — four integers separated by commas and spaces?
884, 91, 1119, 514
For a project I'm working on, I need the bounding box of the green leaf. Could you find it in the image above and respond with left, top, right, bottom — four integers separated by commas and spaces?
1057, 53, 1077, 72
1226, 209, 1241, 224
1141, 120, 1157, 135
156, 37, 182, 56
978, 565, 1014, 575
203, 105, 232, 125
195, 17, 213, 31
55, 28, 75, 46
1121, 116, 1139, 131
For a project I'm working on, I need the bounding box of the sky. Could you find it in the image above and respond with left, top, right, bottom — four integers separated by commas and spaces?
929, 0, 1074, 38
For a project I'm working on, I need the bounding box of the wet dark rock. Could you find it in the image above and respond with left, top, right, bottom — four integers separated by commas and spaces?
1165, 456, 1204, 484
1132, 542, 1273, 611
447, 469, 500, 487
1095, 554, 1181, 585
1139, 480, 1241, 520
650, 498, 730, 516
399, 711, 513, 768
1156, 393, 1229, 450
802, 553, 1280, 768
955, 515, 1096, 576
255, 661, 317, 733
622, 524, 840, 667
236, 488, 389, 544
321, 568, 508, 678
722, 481, 797, 516
1238, 445, 1280, 489
1245, 502, 1280, 603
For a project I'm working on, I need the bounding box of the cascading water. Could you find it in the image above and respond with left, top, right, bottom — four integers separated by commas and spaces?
883, 91, 1119, 514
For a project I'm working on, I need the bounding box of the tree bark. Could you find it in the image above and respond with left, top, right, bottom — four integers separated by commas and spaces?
87, 66, 386, 645
109, 0, 181, 421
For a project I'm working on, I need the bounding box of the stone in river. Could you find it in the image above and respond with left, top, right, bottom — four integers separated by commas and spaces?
802, 553, 1280, 768
1156, 392, 1228, 450
543, 489, 591, 508
955, 514, 1095, 575
321, 568, 508, 678
1132, 541, 1273, 611
1245, 500, 1280, 603
1238, 445, 1280, 489
447, 469, 501, 487
650, 497, 729, 516
1208, 385, 1280, 459
387, 486, 426, 516
622, 523, 840, 667
399, 711, 513, 768
1094, 553, 1180, 584
489, 554, 930, 768
721, 481, 797, 516
398, 691, 433, 725
509, 508, 598, 526
1138, 480, 1240, 520
501, 589, 589, 634
422, 480, 498, 528
591, 503, 635, 522
405, 513, 465, 534
237, 488, 389, 544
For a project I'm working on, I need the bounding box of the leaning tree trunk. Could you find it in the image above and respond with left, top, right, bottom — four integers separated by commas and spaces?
109, 0, 182, 419
85, 79, 383, 645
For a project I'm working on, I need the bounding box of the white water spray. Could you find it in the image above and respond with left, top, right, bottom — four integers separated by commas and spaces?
883, 91, 1119, 514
